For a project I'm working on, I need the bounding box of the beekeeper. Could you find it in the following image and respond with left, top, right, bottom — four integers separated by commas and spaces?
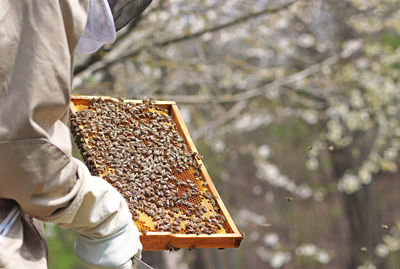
0, 0, 151, 268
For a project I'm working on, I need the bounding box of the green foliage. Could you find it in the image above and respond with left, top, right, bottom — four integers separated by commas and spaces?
45, 224, 88, 269
381, 32, 400, 48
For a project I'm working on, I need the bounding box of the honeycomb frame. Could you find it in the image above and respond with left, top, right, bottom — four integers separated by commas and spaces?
69, 95, 242, 251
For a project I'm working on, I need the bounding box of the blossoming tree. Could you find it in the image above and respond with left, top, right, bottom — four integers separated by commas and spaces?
72, 0, 400, 268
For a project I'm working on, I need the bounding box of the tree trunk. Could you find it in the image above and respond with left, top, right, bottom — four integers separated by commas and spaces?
331, 144, 387, 269
342, 180, 385, 268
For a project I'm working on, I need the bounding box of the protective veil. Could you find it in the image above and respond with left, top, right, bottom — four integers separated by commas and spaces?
76, 0, 152, 54
107, 0, 153, 31
75, 0, 116, 55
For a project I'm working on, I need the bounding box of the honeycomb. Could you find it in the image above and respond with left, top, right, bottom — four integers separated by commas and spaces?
70, 98, 229, 235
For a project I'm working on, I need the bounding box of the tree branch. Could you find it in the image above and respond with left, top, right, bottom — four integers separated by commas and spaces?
152, 54, 342, 105
152, 0, 298, 48
192, 100, 248, 140
74, 2, 162, 75
73, 0, 299, 83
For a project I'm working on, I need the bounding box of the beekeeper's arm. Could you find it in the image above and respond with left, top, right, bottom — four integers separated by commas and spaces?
0, 0, 146, 268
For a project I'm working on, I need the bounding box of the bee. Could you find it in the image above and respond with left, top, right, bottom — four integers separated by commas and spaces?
204, 192, 212, 199
166, 242, 178, 252
185, 222, 192, 230
217, 215, 226, 222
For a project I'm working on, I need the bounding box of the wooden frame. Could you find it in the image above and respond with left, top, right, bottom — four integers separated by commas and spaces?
70, 95, 243, 251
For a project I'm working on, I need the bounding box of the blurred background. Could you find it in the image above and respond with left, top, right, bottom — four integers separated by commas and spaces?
47, 0, 400, 268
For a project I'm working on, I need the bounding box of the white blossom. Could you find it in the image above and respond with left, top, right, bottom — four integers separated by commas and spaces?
383, 147, 397, 161
357, 262, 377, 269
295, 243, 331, 264
296, 244, 317, 256
350, 90, 364, 108
341, 39, 363, 58
316, 250, 331, 264
270, 251, 291, 268
382, 234, 400, 251
338, 173, 361, 194
295, 184, 313, 199
263, 233, 279, 247
212, 140, 226, 153
234, 114, 272, 131
255, 160, 314, 199
258, 144, 271, 159
306, 158, 319, 171
302, 110, 319, 125
298, 33, 315, 48
237, 209, 266, 226
358, 168, 372, 184
374, 243, 389, 258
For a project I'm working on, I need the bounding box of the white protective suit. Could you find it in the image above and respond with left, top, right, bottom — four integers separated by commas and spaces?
0, 0, 150, 268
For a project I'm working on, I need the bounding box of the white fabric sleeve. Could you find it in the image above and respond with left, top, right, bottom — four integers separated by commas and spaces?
44, 159, 142, 268
75, 0, 116, 54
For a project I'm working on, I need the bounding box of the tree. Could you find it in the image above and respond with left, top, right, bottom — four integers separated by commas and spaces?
69, 0, 400, 268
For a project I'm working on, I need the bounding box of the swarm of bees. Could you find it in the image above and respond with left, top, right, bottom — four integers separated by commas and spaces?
70, 98, 226, 235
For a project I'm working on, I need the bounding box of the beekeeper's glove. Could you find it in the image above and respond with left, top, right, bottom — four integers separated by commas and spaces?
75, 219, 142, 269
46, 159, 142, 269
